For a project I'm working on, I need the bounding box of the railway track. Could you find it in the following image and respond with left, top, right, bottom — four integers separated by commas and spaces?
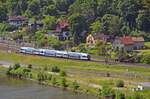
0, 41, 150, 68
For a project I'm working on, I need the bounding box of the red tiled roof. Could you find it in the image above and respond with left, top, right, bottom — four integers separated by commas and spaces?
121, 36, 134, 45
59, 20, 69, 29
132, 37, 144, 42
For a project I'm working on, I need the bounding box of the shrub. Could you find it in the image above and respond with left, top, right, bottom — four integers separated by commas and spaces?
60, 77, 68, 88
27, 64, 32, 69
72, 81, 80, 91
51, 77, 57, 86
13, 63, 21, 70
98, 86, 115, 98
116, 80, 124, 88
132, 93, 145, 99
60, 70, 67, 77
116, 92, 125, 99
51, 66, 60, 73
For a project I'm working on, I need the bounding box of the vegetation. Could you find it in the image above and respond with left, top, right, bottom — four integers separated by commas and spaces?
0, 0, 149, 45
115, 80, 124, 88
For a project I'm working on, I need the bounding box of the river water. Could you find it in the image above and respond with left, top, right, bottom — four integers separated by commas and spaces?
0, 74, 98, 99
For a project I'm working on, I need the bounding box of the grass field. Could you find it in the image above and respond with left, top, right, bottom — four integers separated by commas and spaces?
0, 51, 150, 97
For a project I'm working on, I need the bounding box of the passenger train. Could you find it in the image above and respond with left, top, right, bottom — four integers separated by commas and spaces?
20, 47, 91, 60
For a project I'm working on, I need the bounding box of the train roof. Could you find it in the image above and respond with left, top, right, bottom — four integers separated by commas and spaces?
21, 47, 35, 50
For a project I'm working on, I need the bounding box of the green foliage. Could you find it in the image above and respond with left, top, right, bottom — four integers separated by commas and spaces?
69, 13, 87, 45
51, 66, 60, 73
43, 16, 57, 29
115, 92, 125, 99
0, 23, 17, 32
0, 5, 8, 22
13, 63, 21, 70
60, 77, 68, 88
51, 77, 57, 86
140, 55, 150, 64
72, 81, 80, 91
60, 70, 67, 77
132, 92, 145, 99
27, 64, 32, 69
7, 63, 31, 78
115, 80, 124, 88
90, 20, 102, 33
98, 86, 115, 97
12, 31, 26, 41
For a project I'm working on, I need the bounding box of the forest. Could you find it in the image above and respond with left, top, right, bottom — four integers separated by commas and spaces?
0, 0, 149, 43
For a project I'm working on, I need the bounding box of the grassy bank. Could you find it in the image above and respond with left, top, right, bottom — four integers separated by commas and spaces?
0, 51, 150, 98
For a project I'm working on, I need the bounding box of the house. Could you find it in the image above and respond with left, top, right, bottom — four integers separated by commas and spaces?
112, 36, 145, 51
86, 33, 112, 48
8, 16, 27, 27
132, 37, 144, 50
53, 20, 70, 40
28, 20, 43, 30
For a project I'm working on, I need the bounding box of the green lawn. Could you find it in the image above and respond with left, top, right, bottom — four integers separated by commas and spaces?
0, 51, 149, 75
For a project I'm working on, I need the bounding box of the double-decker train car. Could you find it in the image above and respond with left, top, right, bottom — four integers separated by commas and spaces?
20, 47, 91, 60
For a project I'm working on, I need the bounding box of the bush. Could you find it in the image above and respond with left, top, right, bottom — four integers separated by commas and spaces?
6, 66, 13, 75
27, 64, 32, 69
116, 80, 124, 88
60, 71, 67, 77
13, 63, 21, 70
116, 92, 125, 99
72, 81, 80, 91
98, 86, 115, 98
132, 93, 145, 99
60, 77, 68, 88
51, 77, 57, 86
51, 66, 60, 73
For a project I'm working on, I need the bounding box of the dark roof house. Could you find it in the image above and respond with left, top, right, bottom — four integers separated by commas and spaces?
8, 16, 27, 27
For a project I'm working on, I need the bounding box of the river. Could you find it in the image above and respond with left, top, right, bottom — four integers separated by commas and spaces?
0, 74, 98, 99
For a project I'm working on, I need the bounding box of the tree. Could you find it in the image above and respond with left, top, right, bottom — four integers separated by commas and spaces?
136, 10, 150, 32
69, 13, 87, 45
101, 14, 122, 35
43, 16, 57, 29
0, 5, 8, 22
90, 20, 102, 33
43, 5, 58, 16
28, 0, 40, 16
34, 31, 48, 47
117, 0, 143, 30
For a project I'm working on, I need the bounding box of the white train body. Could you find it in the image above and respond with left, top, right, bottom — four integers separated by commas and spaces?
20, 47, 91, 60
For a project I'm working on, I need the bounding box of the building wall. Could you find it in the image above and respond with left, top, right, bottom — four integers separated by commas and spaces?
124, 45, 134, 51
133, 42, 144, 50
112, 39, 124, 50
86, 35, 96, 48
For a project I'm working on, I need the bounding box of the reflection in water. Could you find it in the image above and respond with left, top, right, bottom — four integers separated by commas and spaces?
0, 74, 98, 99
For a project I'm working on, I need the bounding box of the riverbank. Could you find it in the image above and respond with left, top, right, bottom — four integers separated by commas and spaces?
0, 73, 98, 99
0, 51, 150, 98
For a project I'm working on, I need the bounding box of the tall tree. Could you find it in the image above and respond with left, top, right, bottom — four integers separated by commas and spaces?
69, 13, 87, 45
